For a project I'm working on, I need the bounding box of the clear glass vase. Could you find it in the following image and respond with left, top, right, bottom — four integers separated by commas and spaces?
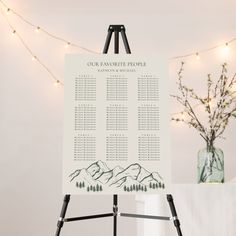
197, 145, 224, 183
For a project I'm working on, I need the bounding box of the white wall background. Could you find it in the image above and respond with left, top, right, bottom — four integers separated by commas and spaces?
1, 0, 236, 235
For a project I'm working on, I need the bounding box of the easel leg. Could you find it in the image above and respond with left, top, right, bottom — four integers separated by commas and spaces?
120, 28, 131, 54
114, 31, 119, 54
103, 27, 113, 54
113, 195, 118, 236
55, 195, 71, 236
167, 194, 182, 236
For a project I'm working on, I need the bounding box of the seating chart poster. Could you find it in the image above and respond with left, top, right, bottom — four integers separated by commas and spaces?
63, 54, 170, 194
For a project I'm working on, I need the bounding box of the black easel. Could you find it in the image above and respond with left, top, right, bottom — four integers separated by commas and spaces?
55, 25, 182, 236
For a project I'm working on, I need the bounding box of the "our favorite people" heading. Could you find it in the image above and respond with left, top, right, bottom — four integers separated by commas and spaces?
86, 61, 146, 67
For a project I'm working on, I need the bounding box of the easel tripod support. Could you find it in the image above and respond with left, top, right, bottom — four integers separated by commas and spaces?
55, 25, 182, 236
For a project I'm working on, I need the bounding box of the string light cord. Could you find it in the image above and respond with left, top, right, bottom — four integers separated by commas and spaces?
0, 0, 99, 54
169, 39, 236, 60
171, 103, 202, 117
2, 0, 236, 60
0, 5, 196, 115
1, 1, 235, 92
0, 9, 63, 86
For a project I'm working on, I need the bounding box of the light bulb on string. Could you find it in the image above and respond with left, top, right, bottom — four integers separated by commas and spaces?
208, 98, 215, 109
6, 8, 10, 15
65, 42, 70, 49
12, 30, 16, 36
54, 80, 60, 87
221, 42, 230, 58
31, 56, 37, 61
232, 82, 236, 92
225, 42, 229, 50
35, 26, 40, 33
195, 52, 200, 60
230, 82, 236, 98
208, 100, 212, 107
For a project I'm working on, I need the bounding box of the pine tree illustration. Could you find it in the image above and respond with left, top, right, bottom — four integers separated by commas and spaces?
152, 183, 156, 189
93, 186, 96, 192
149, 182, 152, 189
162, 183, 165, 189
87, 186, 90, 192
90, 185, 93, 191
159, 182, 162, 188
155, 183, 158, 188
135, 185, 139, 191
76, 182, 79, 188
124, 186, 127, 191
96, 184, 99, 191
100, 185, 103, 191
82, 182, 85, 188
144, 186, 147, 192
141, 186, 144, 191
79, 182, 82, 188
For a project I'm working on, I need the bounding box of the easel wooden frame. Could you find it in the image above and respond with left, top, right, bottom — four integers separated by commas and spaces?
55, 25, 182, 236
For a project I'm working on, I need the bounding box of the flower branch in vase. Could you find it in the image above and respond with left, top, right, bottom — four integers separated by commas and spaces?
171, 62, 236, 183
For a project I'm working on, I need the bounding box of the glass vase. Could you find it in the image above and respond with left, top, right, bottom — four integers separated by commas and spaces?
197, 145, 224, 183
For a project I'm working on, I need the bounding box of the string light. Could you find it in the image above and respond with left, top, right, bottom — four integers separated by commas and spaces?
225, 42, 229, 50
31, 56, 37, 61
54, 80, 60, 87
1, 0, 236, 91
1, 0, 236, 61
172, 103, 202, 117
1, 0, 236, 60
195, 52, 200, 60
170, 39, 236, 60
0, 0, 99, 54
0, 8, 63, 86
208, 100, 212, 107
221, 42, 230, 57
35, 26, 40, 33
232, 83, 236, 92
64, 42, 70, 49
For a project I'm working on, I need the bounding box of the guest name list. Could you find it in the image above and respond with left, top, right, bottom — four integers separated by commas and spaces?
63, 55, 170, 194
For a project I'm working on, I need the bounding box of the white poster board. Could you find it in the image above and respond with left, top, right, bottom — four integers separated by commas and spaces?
63, 54, 170, 194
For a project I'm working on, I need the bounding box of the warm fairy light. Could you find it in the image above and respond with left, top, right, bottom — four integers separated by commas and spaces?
230, 83, 236, 97
208, 98, 216, 109
2, 0, 236, 60
181, 112, 185, 119
35, 26, 40, 33
0, 2, 62, 87
196, 52, 200, 60
232, 83, 236, 92
225, 42, 229, 50
65, 42, 70, 49
54, 80, 60, 87
6, 8, 10, 15
2, 0, 236, 91
222, 42, 230, 57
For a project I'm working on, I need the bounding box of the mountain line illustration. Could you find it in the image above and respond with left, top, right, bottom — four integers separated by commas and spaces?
69, 161, 165, 192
